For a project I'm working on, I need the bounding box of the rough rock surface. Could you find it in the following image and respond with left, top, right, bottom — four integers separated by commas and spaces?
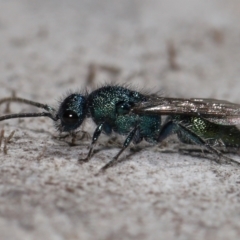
0, 1, 240, 239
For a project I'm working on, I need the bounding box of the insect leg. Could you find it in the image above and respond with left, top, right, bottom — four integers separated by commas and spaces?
158, 120, 176, 143
158, 119, 240, 166
100, 126, 139, 172
176, 122, 240, 166
78, 123, 104, 163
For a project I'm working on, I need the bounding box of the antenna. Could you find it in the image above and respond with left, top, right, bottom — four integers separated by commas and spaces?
0, 97, 58, 121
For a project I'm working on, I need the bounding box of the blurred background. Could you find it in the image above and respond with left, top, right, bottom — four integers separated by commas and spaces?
1, 1, 240, 240
1, 0, 240, 101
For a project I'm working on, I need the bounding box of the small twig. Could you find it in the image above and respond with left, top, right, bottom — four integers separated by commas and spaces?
4, 90, 16, 114
86, 64, 97, 89
167, 40, 179, 71
0, 129, 4, 150
3, 130, 15, 155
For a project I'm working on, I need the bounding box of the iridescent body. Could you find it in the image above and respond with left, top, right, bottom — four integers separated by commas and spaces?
56, 86, 162, 169
176, 116, 240, 147
1, 85, 240, 170
87, 86, 161, 143
56, 86, 161, 142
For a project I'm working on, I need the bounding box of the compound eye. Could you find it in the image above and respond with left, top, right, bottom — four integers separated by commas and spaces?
62, 110, 79, 125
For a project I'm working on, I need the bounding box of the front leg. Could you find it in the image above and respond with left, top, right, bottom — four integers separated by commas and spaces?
99, 126, 139, 172
79, 123, 104, 163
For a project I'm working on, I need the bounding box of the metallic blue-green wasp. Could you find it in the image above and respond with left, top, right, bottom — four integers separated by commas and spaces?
1, 86, 240, 171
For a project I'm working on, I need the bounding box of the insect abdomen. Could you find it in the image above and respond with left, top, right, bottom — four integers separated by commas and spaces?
175, 116, 240, 147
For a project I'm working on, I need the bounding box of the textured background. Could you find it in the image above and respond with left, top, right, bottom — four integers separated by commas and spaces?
1, 0, 240, 239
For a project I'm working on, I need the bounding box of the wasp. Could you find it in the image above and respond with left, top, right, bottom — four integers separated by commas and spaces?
0, 85, 240, 171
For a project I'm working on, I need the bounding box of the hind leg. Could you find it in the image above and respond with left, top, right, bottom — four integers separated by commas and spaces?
158, 120, 240, 166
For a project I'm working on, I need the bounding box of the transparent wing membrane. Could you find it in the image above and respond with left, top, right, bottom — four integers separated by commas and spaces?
132, 97, 240, 125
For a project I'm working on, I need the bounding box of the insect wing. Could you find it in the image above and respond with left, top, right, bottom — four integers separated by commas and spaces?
132, 97, 240, 126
